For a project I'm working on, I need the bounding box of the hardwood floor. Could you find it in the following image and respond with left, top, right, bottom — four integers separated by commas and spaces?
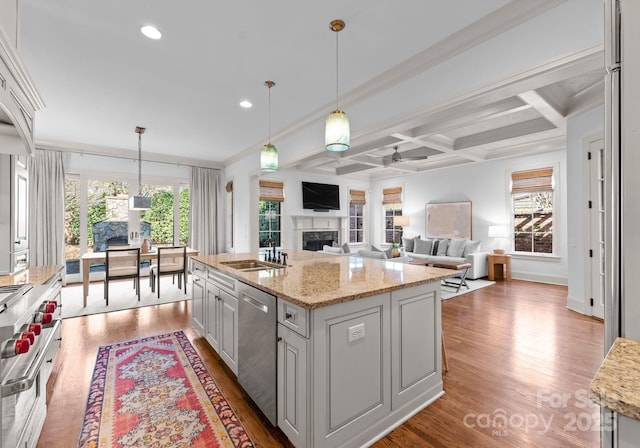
38, 280, 603, 448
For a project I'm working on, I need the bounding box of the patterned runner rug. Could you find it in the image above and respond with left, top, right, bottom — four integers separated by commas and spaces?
78, 331, 254, 448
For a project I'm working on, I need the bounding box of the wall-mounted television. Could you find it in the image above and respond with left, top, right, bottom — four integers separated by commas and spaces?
302, 181, 340, 211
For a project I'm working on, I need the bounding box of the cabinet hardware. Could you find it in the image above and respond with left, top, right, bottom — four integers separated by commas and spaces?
276, 336, 282, 342
285, 312, 293, 319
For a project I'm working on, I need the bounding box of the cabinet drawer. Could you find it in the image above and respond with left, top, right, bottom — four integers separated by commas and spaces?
277, 299, 309, 338
207, 268, 237, 295
191, 260, 206, 277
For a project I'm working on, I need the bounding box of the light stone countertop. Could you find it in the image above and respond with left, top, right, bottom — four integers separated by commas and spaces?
191, 250, 455, 309
0, 265, 63, 287
590, 337, 640, 420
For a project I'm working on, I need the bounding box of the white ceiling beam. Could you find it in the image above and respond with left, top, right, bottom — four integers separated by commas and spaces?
454, 117, 557, 150
517, 90, 567, 131
566, 78, 605, 116
392, 133, 485, 162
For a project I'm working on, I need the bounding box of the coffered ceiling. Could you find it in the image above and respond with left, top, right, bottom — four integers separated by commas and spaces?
17, 0, 604, 177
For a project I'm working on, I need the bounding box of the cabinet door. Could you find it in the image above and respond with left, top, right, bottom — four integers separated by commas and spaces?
205, 281, 220, 352
191, 275, 205, 335
391, 286, 441, 410
13, 157, 28, 251
219, 290, 238, 375
277, 324, 308, 448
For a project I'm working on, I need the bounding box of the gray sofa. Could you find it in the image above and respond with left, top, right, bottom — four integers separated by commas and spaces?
403, 237, 488, 280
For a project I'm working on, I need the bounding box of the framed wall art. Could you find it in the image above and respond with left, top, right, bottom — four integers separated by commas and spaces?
425, 201, 472, 239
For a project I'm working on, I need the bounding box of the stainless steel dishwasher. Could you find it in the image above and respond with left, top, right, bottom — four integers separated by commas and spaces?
238, 283, 277, 425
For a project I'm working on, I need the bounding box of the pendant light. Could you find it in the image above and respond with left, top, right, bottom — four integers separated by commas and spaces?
129, 126, 151, 210
261, 80, 278, 172
325, 19, 350, 152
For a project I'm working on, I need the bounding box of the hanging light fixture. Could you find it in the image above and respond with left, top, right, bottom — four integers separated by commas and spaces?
325, 19, 349, 152
129, 126, 151, 210
261, 80, 278, 172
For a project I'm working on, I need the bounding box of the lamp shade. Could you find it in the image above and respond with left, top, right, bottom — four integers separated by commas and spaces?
488, 225, 508, 238
325, 110, 350, 152
261, 143, 278, 172
393, 215, 410, 227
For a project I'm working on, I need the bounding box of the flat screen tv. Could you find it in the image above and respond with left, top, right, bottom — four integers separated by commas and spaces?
302, 181, 340, 211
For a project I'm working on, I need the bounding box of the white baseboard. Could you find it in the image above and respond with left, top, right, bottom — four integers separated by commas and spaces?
512, 271, 568, 286
566, 295, 589, 315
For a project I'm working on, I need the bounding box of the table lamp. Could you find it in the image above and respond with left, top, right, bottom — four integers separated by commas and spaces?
488, 225, 508, 254
393, 215, 410, 245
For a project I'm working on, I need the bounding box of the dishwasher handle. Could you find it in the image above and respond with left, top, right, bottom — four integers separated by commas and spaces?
242, 295, 269, 314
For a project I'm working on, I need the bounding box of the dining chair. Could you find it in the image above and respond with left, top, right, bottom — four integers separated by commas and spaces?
105, 247, 141, 305
149, 246, 187, 298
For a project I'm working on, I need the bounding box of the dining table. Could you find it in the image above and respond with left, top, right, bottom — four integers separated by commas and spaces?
80, 247, 199, 307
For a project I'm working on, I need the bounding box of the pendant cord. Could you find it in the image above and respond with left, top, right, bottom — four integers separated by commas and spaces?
138, 131, 142, 193
268, 85, 272, 144
335, 30, 339, 110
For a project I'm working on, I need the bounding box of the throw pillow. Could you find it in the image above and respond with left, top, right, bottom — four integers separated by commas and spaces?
323, 245, 344, 254
436, 239, 449, 256
342, 242, 351, 253
446, 239, 467, 257
414, 238, 433, 255
462, 240, 481, 256
402, 235, 421, 252
371, 245, 382, 252
357, 249, 387, 259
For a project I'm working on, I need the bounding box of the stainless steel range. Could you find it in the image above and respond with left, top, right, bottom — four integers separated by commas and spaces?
0, 280, 62, 448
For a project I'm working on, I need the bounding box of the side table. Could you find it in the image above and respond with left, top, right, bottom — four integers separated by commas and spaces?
488, 253, 511, 281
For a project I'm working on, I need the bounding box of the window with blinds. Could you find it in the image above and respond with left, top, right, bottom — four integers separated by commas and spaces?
349, 189, 366, 243
382, 187, 403, 244
511, 167, 554, 254
259, 180, 284, 248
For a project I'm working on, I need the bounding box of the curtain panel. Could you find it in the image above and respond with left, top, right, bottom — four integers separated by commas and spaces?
190, 167, 219, 256
28, 149, 65, 269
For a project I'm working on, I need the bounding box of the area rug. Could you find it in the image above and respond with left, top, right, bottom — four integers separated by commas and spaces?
78, 331, 254, 448
441, 278, 495, 300
62, 276, 190, 319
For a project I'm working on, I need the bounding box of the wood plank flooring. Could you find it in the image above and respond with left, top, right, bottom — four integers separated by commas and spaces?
38, 280, 603, 448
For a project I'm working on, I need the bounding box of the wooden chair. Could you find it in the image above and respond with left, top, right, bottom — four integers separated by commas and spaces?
149, 246, 187, 298
105, 247, 140, 305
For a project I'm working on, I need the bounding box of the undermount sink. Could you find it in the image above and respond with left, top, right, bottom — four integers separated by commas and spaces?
220, 260, 284, 271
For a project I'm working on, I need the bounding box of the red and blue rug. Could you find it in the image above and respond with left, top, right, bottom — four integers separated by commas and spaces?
78, 331, 254, 448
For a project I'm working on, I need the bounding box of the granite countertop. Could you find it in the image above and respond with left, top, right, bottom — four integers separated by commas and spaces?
590, 337, 640, 420
0, 265, 64, 287
191, 251, 455, 309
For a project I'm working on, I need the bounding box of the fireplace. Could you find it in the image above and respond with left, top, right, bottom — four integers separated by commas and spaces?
302, 231, 339, 251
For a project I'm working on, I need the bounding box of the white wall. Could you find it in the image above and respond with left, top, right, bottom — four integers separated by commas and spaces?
566, 105, 604, 314
370, 150, 568, 285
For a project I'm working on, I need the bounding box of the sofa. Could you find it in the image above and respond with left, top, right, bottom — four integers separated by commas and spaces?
403, 236, 488, 280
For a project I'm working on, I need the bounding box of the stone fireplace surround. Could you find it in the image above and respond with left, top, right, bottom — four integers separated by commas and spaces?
292, 216, 346, 251
302, 231, 339, 251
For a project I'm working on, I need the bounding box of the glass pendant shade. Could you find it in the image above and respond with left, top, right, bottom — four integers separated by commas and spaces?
129, 126, 151, 210
261, 143, 278, 172
325, 109, 350, 152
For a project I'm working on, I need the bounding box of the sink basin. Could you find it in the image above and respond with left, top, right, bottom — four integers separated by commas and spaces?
220, 260, 284, 271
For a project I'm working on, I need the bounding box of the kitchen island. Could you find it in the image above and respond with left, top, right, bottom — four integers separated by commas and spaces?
190, 251, 454, 448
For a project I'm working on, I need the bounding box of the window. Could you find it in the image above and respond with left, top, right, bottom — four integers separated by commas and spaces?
511, 167, 554, 254
349, 189, 365, 243
259, 180, 284, 248
225, 180, 234, 250
382, 187, 403, 244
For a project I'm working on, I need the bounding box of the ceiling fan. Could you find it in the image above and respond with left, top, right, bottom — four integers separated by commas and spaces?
379, 146, 429, 166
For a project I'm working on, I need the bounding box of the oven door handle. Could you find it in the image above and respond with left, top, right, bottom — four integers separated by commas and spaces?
1, 319, 61, 397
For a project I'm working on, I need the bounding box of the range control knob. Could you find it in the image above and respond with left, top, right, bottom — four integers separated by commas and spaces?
34, 312, 53, 326
20, 323, 42, 336
2, 339, 30, 358
39, 302, 57, 313
20, 332, 35, 345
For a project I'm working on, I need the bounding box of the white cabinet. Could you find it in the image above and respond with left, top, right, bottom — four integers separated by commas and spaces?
190, 262, 206, 335
277, 282, 442, 448
218, 289, 238, 373
277, 324, 309, 448
0, 154, 29, 274
192, 264, 239, 375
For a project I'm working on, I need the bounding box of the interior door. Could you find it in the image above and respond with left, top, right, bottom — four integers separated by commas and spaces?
588, 139, 605, 319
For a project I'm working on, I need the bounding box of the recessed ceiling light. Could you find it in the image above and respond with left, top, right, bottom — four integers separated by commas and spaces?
141, 25, 162, 40
240, 100, 252, 108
